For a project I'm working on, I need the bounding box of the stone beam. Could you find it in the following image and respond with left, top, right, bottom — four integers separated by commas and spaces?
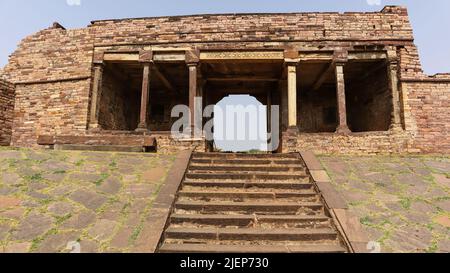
153, 52, 186, 62
311, 62, 334, 91
299, 51, 334, 63
200, 51, 284, 61
312, 50, 348, 92
356, 61, 388, 84
152, 64, 177, 94
207, 76, 279, 82
103, 52, 140, 62
348, 51, 387, 61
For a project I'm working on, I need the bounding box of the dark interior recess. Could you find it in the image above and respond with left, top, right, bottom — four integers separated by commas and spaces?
344, 60, 391, 132
297, 62, 338, 133
98, 61, 189, 131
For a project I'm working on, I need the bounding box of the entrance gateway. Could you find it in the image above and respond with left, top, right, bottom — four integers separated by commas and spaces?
37, 48, 397, 154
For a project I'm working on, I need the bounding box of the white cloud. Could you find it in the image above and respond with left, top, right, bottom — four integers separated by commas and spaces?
66, 0, 81, 6
367, 0, 382, 6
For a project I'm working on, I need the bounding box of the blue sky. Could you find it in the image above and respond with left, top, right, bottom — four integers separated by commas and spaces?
1, 0, 450, 74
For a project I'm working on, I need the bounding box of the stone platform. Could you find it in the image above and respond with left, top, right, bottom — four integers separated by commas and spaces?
37, 134, 157, 153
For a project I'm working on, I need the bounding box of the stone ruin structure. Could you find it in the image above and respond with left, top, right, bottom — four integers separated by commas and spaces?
0, 6, 449, 154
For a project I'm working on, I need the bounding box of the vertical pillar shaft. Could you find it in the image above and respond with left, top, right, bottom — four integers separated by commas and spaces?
188, 63, 198, 137
89, 64, 103, 130
388, 61, 402, 130
267, 90, 272, 151
335, 63, 351, 134
287, 64, 297, 129
280, 80, 288, 130
137, 63, 151, 131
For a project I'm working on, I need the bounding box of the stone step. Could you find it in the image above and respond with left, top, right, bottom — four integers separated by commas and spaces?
170, 214, 330, 226
187, 170, 307, 176
159, 243, 346, 253
183, 180, 314, 190
164, 227, 338, 241
188, 165, 305, 173
192, 153, 299, 159
158, 152, 349, 253
174, 201, 324, 213
185, 173, 309, 181
178, 190, 318, 199
191, 159, 303, 166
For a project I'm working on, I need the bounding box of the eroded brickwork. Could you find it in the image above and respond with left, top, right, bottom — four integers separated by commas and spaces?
403, 82, 450, 153
88, 6, 413, 46
12, 80, 91, 147
0, 78, 15, 145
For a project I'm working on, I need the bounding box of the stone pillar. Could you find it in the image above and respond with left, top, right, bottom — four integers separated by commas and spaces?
387, 50, 402, 130
188, 63, 198, 137
267, 90, 272, 151
136, 63, 152, 132
280, 80, 288, 131
335, 63, 351, 134
186, 50, 200, 138
89, 64, 104, 130
287, 63, 298, 130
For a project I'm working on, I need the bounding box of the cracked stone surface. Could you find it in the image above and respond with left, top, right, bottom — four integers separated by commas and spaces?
0, 147, 175, 253
320, 155, 450, 253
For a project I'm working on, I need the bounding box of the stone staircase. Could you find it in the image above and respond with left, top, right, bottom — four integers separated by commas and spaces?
158, 152, 348, 253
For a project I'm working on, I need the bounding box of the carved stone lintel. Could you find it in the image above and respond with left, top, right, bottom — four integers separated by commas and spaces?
200, 51, 284, 61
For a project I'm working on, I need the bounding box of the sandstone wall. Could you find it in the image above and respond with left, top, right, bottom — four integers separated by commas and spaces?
2, 6, 449, 154
12, 80, 91, 146
89, 6, 413, 46
2, 25, 94, 146
403, 80, 450, 153
282, 131, 410, 155
0, 78, 15, 146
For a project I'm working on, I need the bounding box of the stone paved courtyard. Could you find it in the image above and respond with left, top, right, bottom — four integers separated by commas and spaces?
319, 155, 450, 253
0, 147, 175, 253
1, 147, 449, 253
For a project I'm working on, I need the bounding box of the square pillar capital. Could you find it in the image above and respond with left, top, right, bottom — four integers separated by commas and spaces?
387, 49, 398, 63
284, 49, 299, 61
186, 49, 200, 65
333, 50, 348, 65
93, 52, 104, 65
139, 50, 154, 63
